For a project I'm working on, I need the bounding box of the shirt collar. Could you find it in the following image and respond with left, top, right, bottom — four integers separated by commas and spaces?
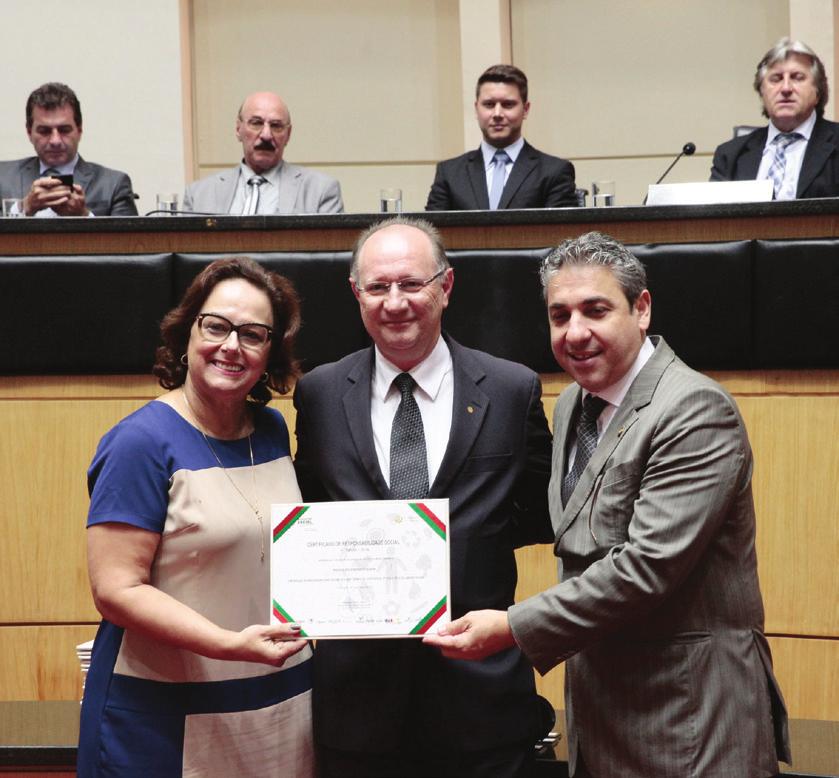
373, 335, 452, 402
240, 160, 283, 187
767, 110, 817, 143
481, 136, 525, 169
39, 154, 79, 176
586, 336, 655, 409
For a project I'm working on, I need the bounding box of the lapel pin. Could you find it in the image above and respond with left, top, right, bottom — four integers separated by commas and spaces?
466, 405, 474, 414
617, 426, 626, 437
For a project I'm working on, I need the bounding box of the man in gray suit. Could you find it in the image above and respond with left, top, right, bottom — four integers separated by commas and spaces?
183, 91, 343, 215
0, 82, 137, 216
426, 232, 791, 777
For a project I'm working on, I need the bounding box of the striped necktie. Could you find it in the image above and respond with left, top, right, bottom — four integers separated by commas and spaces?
242, 175, 266, 215
562, 394, 608, 506
766, 132, 802, 199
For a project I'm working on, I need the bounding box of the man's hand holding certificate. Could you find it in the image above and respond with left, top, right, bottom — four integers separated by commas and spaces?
270, 499, 450, 638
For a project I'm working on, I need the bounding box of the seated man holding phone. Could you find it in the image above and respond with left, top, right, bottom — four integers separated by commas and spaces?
0, 82, 137, 217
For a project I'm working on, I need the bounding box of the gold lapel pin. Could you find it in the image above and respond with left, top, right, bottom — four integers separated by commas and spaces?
467, 405, 475, 414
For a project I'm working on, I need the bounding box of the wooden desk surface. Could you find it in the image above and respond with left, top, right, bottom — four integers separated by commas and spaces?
3, 199, 839, 255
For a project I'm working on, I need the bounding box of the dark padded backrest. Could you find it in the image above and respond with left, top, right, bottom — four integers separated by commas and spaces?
753, 239, 839, 367
1, 240, 833, 375
173, 252, 367, 371
444, 242, 753, 374
444, 248, 556, 372
1, 254, 172, 373
630, 241, 753, 369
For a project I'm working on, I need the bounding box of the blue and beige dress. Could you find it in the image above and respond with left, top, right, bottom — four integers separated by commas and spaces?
79, 401, 313, 778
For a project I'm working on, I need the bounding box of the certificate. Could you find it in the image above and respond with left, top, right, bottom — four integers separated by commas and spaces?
270, 499, 450, 638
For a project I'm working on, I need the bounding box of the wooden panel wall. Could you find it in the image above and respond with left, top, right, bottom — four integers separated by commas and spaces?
0, 372, 836, 721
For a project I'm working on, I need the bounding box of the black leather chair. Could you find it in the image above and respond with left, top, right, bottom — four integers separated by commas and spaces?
1, 253, 172, 373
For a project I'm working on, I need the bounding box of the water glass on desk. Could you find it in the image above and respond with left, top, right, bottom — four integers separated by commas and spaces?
155, 193, 179, 215
591, 181, 615, 207
2, 198, 24, 217
379, 188, 402, 214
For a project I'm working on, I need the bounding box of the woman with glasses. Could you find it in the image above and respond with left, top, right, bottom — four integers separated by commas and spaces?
78, 257, 313, 777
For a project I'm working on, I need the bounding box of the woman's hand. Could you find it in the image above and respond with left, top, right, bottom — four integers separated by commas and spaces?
227, 623, 308, 666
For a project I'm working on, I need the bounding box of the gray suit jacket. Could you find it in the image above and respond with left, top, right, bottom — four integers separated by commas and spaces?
293, 335, 553, 753
183, 161, 343, 214
509, 337, 790, 777
0, 156, 137, 215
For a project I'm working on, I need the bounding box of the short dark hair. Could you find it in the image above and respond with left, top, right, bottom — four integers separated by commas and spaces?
26, 83, 82, 130
153, 257, 301, 403
476, 64, 528, 103
350, 216, 450, 284
541, 232, 647, 307
754, 38, 828, 119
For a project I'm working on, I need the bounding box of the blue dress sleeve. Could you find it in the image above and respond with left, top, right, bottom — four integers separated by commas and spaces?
87, 414, 171, 532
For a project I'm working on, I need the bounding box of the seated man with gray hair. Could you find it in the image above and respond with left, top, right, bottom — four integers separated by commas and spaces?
710, 37, 839, 199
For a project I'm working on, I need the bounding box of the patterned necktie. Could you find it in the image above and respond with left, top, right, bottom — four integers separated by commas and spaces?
561, 394, 608, 506
389, 373, 429, 500
42, 167, 60, 178
242, 175, 266, 215
488, 149, 510, 210
766, 132, 802, 199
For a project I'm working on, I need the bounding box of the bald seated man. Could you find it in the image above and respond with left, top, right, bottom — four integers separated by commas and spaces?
184, 91, 344, 215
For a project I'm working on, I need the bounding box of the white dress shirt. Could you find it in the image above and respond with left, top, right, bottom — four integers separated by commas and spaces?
756, 111, 817, 201
370, 336, 453, 489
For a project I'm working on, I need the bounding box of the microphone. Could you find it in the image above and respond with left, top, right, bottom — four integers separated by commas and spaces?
653, 142, 696, 186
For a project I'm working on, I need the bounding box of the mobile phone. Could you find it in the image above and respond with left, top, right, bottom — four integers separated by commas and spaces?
50, 173, 74, 187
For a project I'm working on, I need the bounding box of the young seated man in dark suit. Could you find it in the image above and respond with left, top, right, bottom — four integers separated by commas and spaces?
426, 64, 577, 211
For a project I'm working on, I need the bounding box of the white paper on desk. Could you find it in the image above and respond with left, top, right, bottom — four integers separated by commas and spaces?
645, 179, 773, 205
270, 499, 450, 638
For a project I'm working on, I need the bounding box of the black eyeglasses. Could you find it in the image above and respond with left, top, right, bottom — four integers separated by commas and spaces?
359, 268, 447, 297
195, 313, 273, 350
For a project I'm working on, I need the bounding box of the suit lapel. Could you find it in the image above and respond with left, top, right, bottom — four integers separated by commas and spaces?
73, 158, 94, 196
19, 158, 40, 193
342, 350, 391, 497
499, 142, 537, 208
737, 129, 767, 180
430, 341, 488, 497
465, 150, 490, 209
798, 118, 835, 196
277, 162, 301, 213
214, 169, 237, 213
554, 338, 676, 540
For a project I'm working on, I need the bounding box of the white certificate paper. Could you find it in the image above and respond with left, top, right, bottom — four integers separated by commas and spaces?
270, 499, 450, 638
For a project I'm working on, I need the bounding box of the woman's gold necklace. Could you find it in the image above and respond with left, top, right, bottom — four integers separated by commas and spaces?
182, 390, 266, 562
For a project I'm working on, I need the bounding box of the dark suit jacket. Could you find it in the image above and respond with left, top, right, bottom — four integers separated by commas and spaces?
293, 335, 553, 753
425, 141, 577, 210
710, 116, 839, 198
0, 156, 137, 215
509, 338, 790, 777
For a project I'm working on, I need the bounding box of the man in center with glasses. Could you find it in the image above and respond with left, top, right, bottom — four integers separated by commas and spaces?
293, 216, 553, 777
183, 90, 344, 214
